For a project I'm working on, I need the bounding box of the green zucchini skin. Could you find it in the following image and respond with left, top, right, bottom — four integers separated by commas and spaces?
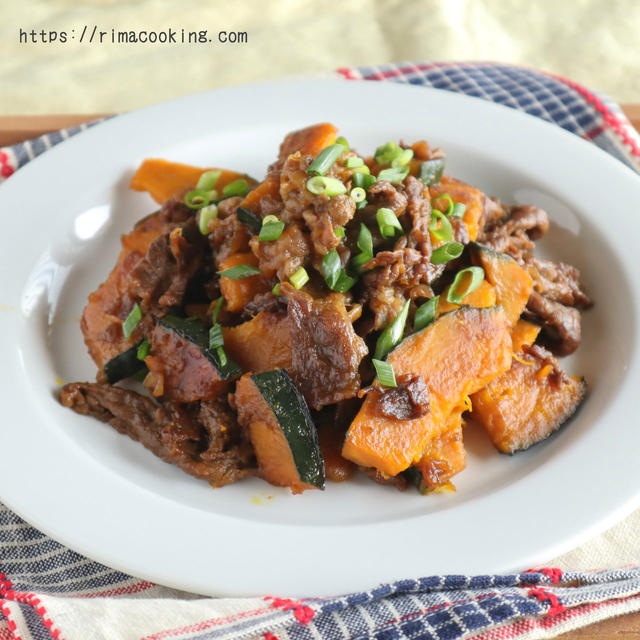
158, 315, 242, 381
103, 341, 147, 384
251, 369, 325, 490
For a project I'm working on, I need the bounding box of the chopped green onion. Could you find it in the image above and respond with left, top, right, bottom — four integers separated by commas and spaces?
374, 141, 401, 165
334, 226, 345, 238
377, 166, 410, 184
377, 207, 404, 239
209, 323, 224, 349
216, 347, 228, 367
428, 210, 453, 242
357, 223, 373, 256
432, 193, 454, 216
196, 170, 222, 191
414, 296, 439, 332
217, 264, 261, 279
272, 283, 281, 296
351, 223, 374, 273
335, 136, 350, 152
136, 339, 150, 361
350, 187, 366, 203
306, 143, 347, 176
211, 297, 224, 325
184, 189, 211, 210
236, 207, 261, 232
123, 303, 142, 340
258, 216, 285, 242
222, 179, 249, 198
352, 164, 371, 175
356, 199, 368, 210
345, 156, 364, 168
289, 266, 309, 290
447, 267, 485, 305
374, 300, 410, 360
372, 359, 397, 388
306, 176, 347, 196
430, 241, 464, 264
333, 271, 357, 293
451, 203, 467, 218
419, 158, 446, 186
322, 249, 342, 290
198, 204, 218, 234
391, 148, 414, 168
352, 172, 376, 189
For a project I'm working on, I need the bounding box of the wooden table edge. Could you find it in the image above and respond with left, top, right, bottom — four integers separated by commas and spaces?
1, 110, 640, 638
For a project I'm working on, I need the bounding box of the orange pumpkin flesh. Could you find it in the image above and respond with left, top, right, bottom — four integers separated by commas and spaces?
217, 252, 271, 312
130, 159, 253, 205
342, 306, 512, 476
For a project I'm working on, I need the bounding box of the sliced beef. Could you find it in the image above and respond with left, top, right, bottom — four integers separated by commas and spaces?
279, 152, 355, 255
250, 223, 311, 280
368, 180, 408, 217
283, 284, 368, 410
361, 249, 444, 329
525, 291, 581, 356
402, 176, 432, 256
524, 255, 592, 309
59, 383, 254, 487
131, 219, 207, 313
478, 204, 549, 261
360, 466, 409, 490
81, 199, 195, 371
374, 375, 430, 420
208, 213, 251, 266
241, 290, 288, 319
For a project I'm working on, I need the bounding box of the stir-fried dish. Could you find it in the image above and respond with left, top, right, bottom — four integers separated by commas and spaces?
59, 123, 591, 494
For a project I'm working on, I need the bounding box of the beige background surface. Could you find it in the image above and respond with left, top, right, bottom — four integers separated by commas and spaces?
1, 0, 640, 574
1, 0, 640, 115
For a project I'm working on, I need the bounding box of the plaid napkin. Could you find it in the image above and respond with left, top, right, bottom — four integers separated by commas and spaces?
2, 61, 640, 640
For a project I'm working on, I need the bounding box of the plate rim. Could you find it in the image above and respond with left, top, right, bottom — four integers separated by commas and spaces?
1, 78, 640, 597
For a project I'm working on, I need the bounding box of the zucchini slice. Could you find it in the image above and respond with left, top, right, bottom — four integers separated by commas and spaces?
158, 315, 242, 381
235, 369, 325, 493
469, 242, 533, 325
103, 341, 146, 384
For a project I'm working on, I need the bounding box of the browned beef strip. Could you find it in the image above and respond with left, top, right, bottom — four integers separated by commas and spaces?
208, 213, 251, 266
374, 374, 430, 420
282, 284, 368, 410
250, 223, 311, 280
279, 152, 356, 255
477, 204, 549, 261
524, 255, 592, 309
402, 176, 433, 256
241, 290, 288, 319
360, 466, 409, 490
59, 383, 254, 487
360, 249, 444, 329
368, 180, 408, 217
525, 291, 581, 356
477, 202, 590, 355
131, 219, 207, 313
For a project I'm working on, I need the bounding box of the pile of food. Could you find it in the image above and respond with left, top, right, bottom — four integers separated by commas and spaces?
60, 123, 591, 494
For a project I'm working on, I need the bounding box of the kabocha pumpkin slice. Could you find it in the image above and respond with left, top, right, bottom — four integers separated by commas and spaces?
103, 341, 146, 384
145, 315, 242, 403
217, 252, 271, 312
130, 159, 253, 205
222, 312, 292, 373
275, 122, 338, 166
342, 306, 512, 476
511, 319, 541, 352
436, 279, 497, 316
469, 243, 533, 325
235, 369, 325, 494
472, 344, 586, 454
430, 176, 486, 241
413, 414, 466, 492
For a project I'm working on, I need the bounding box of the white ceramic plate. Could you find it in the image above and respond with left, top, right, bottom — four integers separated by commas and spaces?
1, 80, 639, 597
